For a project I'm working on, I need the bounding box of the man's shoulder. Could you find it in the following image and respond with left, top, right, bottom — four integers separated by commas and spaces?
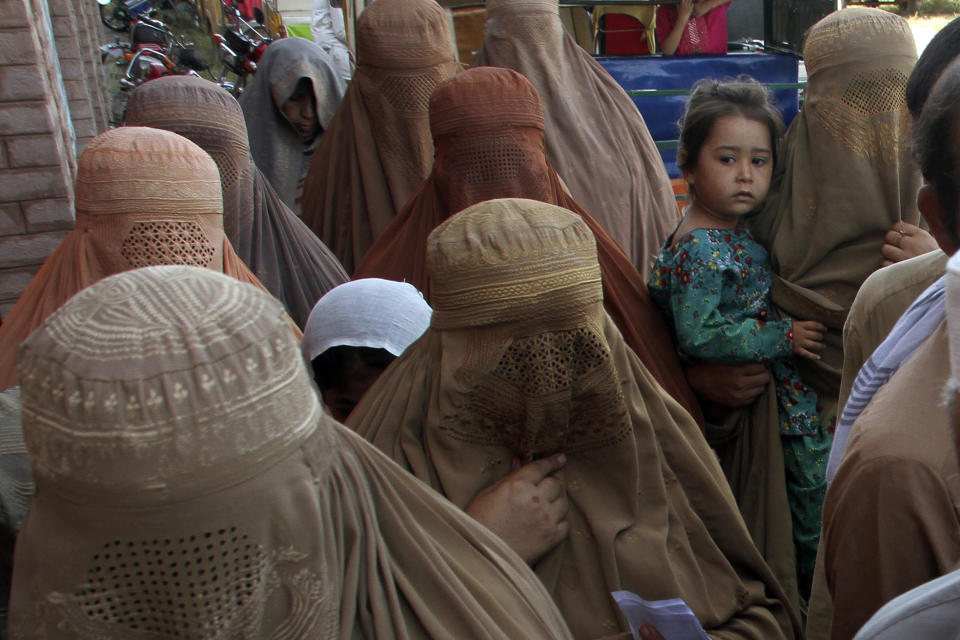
848, 251, 947, 326
842, 320, 954, 473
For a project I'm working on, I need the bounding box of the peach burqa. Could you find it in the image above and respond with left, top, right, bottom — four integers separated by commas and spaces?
348, 198, 801, 640
0, 126, 274, 391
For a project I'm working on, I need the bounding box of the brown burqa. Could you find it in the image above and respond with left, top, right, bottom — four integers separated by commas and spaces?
750, 7, 921, 432
0, 127, 275, 392
355, 66, 703, 426
349, 198, 801, 640
475, 0, 678, 278
125, 76, 349, 328
9, 265, 575, 639
300, 0, 461, 272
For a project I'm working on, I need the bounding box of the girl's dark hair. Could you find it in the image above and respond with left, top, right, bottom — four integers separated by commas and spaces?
915, 57, 960, 240
677, 78, 784, 176
311, 345, 395, 391
906, 16, 960, 120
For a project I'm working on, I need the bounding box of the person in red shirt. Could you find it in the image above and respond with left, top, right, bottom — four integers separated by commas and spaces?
657, 0, 734, 55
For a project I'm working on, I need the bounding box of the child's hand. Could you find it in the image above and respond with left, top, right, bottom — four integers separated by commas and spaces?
792, 320, 826, 360
679, 0, 694, 21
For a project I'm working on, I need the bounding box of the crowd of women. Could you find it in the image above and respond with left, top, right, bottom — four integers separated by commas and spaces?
1, 0, 960, 638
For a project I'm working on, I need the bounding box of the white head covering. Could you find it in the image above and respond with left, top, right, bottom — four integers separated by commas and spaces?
947, 250, 960, 385
302, 278, 432, 362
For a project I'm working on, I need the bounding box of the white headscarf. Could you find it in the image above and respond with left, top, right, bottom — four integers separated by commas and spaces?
302, 278, 432, 362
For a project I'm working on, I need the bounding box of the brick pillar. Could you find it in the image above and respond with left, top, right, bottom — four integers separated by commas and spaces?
50, 0, 102, 154
74, 0, 110, 132
0, 0, 96, 318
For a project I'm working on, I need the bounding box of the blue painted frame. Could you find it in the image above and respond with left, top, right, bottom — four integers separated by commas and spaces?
597, 52, 801, 177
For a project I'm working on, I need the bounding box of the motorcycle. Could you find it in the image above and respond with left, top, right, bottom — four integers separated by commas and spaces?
212, 0, 272, 96
100, 13, 211, 123
97, 0, 155, 32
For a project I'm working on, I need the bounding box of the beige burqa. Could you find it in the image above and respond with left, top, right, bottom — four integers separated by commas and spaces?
238, 37, 346, 209
348, 198, 800, 640
475, 0, 678, 278
300, 0, 461, 273
750, 7, 921, 431
0, 126, 275, 392
125, 76, 349, 328
9, 265, 574, 640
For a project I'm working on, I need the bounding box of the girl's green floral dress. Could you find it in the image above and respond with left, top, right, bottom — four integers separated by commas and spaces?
648, 223, 830, 594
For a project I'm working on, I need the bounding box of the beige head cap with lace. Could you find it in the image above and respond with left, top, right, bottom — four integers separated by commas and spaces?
18, 265, 318, 502
426, 197, 602, 330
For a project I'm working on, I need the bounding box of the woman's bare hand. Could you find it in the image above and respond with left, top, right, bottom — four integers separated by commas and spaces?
881, 222, 939, 266
465, 454, 569, 564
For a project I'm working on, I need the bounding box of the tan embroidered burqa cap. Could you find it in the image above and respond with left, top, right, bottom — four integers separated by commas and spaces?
354, 67, 704, 427
238, 37, 347, 209
0, 126, 271, 391
300, 0, 460, 273
475, 0, 678, 278
349, 198, 800, 640
126, 76, 349, 328
9, 265, 575, 640
750, 7, 921, 431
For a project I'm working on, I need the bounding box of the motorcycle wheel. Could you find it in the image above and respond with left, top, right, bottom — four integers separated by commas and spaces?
99, 0, 131, 32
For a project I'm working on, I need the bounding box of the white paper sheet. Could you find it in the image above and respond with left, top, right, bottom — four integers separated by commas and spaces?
611, 590, 711, 640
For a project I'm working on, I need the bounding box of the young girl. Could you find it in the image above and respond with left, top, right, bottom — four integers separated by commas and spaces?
648, 79, 830, 599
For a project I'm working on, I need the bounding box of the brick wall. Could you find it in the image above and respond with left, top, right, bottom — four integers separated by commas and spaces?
0, 0, 108, 318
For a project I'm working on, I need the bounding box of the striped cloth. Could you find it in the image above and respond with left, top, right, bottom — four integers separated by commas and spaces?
827, 277, 946, 483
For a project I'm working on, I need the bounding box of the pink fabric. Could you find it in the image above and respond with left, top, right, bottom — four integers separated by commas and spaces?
656, 4, 729, 55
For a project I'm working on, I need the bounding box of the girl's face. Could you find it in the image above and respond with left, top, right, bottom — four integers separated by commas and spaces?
683, 114, 773, 225
281, 92, 319, 143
